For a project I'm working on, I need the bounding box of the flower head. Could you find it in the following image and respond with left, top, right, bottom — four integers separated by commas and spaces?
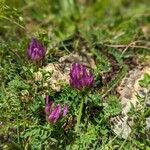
70, 63, 94, 90
44, 96, 68, 124
27, 38, 45, 61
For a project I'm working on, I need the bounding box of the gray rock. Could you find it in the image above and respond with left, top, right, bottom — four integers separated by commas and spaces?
146, 117, 150, 129
146, 100, 150, 107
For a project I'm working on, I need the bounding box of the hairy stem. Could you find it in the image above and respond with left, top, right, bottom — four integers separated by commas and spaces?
75, 94, 86, 132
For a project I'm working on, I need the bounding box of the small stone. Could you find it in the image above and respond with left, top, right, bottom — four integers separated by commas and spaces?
146, 117, 150, 129
0, 121, 3, 126
138, 89, 147, 98
112, 118, 131, 139
146, 100, 150, 107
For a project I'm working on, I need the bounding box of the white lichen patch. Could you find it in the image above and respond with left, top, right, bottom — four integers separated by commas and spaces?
112, 66, 150, 139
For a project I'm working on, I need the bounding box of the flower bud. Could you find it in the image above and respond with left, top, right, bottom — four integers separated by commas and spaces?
27, 38, 45, 61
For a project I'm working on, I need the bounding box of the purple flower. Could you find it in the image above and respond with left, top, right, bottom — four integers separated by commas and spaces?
63, 105, 68, 116
44, 95, 53, 115
44, 96, 68, 124
27, 38, 45, 61
70, 63, 94, 90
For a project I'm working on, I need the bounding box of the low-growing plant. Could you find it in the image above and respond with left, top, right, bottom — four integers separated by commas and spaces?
1, 0, 150, 149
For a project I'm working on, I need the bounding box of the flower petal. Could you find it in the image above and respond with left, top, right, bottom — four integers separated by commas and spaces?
48, 104, 62, 123
45, 101, 53, 115
63, 104, 68, 116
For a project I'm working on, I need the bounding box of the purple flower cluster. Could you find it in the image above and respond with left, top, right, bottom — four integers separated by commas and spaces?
27, 38, 46, 61
26, 38, 95, 127
70, 63, 94, 90
45, 95, 68, 124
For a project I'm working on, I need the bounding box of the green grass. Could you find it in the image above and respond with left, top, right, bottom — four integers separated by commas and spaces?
0, 0, 150, 149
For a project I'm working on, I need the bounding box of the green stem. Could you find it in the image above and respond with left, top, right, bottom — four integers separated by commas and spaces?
75, 94, 86, 132
35, 61, 39, 72
17, 113, 20, 144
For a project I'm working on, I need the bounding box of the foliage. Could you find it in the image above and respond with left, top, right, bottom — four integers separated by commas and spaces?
0, 0, 150, 149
